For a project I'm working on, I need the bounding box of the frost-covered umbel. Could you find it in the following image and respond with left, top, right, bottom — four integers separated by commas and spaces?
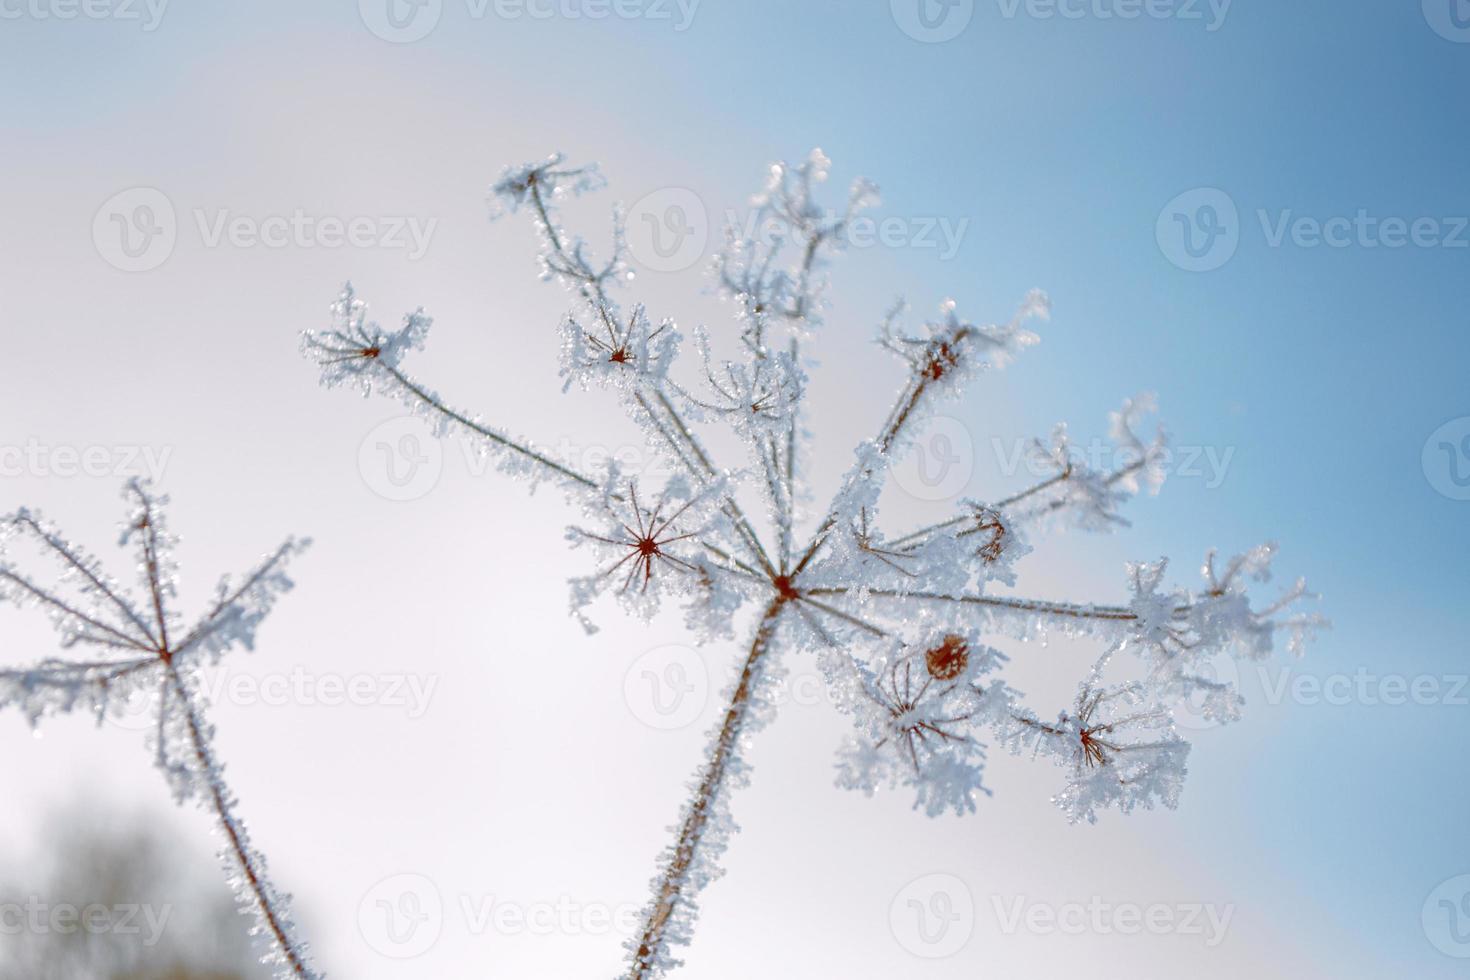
0, 481, 318, 980
301, 150, 1325, 979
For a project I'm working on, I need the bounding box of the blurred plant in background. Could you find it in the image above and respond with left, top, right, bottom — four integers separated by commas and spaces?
0, 807, 275, 980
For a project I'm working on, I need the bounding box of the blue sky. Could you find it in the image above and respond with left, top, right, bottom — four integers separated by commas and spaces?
1, 1, 1467, 976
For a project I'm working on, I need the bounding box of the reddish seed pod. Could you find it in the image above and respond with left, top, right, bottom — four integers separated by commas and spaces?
924, 633, 969, 681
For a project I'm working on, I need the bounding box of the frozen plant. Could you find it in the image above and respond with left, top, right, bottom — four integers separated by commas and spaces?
300, 149, 1326, 978
0, 481, 319, 980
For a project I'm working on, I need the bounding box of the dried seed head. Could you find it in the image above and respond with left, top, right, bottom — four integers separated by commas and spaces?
924, 634, 969, 681
973, 507, 1006, 563
924, 339, 961, 380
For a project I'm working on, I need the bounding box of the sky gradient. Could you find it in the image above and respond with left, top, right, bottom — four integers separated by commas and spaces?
1, 1, 1467, 977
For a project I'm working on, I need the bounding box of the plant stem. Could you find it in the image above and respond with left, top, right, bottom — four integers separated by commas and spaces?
629, 598, 786, 978
169, 667, 316, 980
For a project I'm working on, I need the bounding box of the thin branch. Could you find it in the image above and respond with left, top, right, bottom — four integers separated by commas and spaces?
379, 363, 600, 490
807, 587, 1140, 623
12, 514, 158, 646
167, 667, 317, 979
630, 599, 786, 979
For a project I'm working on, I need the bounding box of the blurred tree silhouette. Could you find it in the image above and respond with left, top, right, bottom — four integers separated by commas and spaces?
1, 808, 274, 980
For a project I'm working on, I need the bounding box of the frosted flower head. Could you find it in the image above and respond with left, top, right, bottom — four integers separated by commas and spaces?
566, 474, 727, 629
686, 331, 804, 437
752, 148, 878, 236
1125, 558, 1188, 653
957, 503, 1031, 587
560, 303, 679, 392
301, 283, 430, 396
878, 300, 971, 386
836, 630, 1012, 816
1109, 392, 1169, 496
0, 482, 307, 739
1009, 682, 1189, 824
1190, 544, 1327, 660
489, 152, 606, 218
715, 150, 877, 343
